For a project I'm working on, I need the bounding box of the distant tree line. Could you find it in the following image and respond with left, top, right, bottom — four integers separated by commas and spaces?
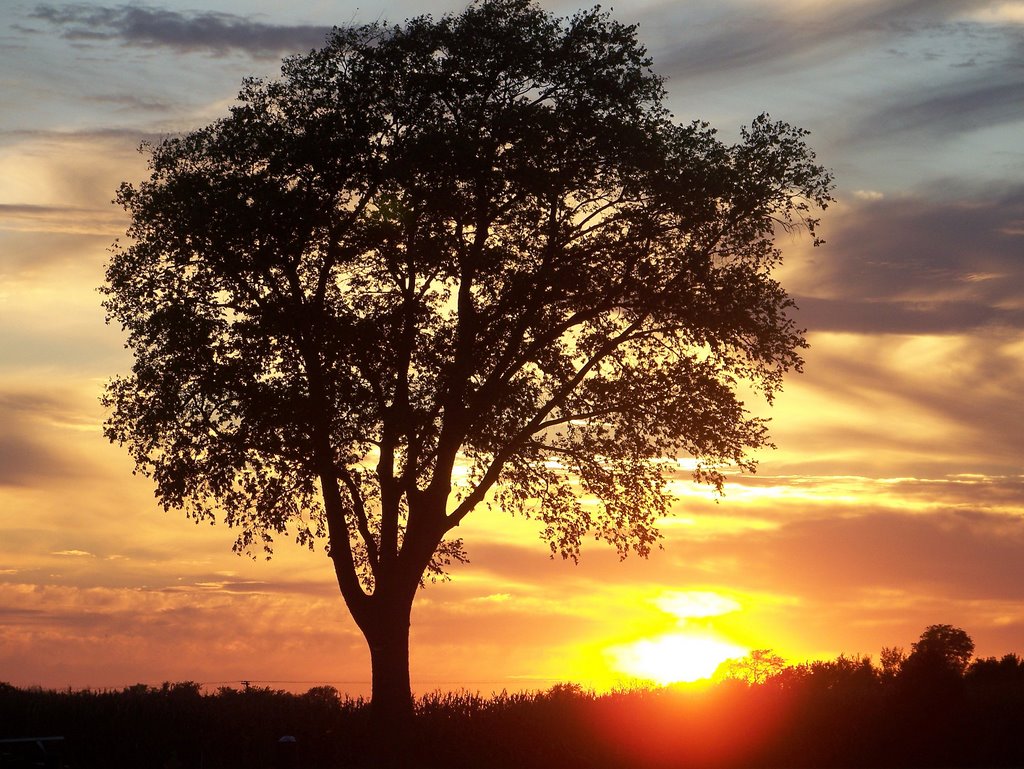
3, 625, 1023, 769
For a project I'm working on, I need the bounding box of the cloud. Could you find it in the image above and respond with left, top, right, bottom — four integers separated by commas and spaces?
0, 204, 124, 237
794, 297, 1024, 334
637, 0, 1024, 168
0, 390, 88, 487
962, 3, 1024, 25
431, 498, 1024, 667
0, 127, 160, 142
763, 330, 1024, 479
643, 0, 1003, 80
0, 434, 71, 487
28, 4, 331, 58
91, 93, 175, 113
575, 504, 1024, 661
0, 203, 84, 217
737, 473, 1024, 514
0, 131, 143, 211
794, 183, 1024, 310
0, 581, 366, 689
734, 509, 1024, 603
849, 75, 1024, 142
770, 184, 1024, 483
0, 133, 139, 284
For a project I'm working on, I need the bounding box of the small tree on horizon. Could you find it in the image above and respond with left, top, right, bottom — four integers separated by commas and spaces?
905, 624, 975, 677
722, 649, 788, 685
102, 0, 832, 752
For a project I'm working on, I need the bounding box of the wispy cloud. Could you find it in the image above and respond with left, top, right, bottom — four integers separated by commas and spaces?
643, 0, 1005, 79
28, 4, 331, 58
0, 203, 125, 237
795, 183, 1024, 310
795, 297, 1024, 334
849, 75, 1024, 142
0, 390, 88, 487
767, 330, 1024, 481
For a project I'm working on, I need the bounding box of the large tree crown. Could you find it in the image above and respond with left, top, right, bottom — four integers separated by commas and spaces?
103, 0, 832, 591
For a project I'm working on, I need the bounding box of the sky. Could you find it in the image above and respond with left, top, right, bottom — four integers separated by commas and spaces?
1, 0, 1023, 696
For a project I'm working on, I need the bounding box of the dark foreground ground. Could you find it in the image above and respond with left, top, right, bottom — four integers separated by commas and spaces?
3, 654, 1024, 769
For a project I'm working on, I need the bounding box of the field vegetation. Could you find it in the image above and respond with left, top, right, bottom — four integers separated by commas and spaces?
3, 626, 1023, 768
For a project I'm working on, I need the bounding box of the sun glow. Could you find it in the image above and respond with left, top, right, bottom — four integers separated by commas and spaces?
603, 590, 749, 685
608, 633, 747, 685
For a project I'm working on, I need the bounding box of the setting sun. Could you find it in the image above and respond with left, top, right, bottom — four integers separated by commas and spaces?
608, 633, 748, 685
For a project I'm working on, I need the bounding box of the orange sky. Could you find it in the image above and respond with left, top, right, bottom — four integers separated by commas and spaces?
2, 0, 1023, 695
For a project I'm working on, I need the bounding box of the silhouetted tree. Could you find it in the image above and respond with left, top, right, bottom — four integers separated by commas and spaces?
879, 645, 906, 680
102, 0, 831, 750
894, 626, 976, 766
965, 654, 1024, 766
904, 624, 975, 676
725, 649, 788, 685
967, 652, 1024, 686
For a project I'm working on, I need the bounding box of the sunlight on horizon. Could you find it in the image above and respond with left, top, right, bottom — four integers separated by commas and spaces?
607, 633, 748, 685
603, 589, 749, 685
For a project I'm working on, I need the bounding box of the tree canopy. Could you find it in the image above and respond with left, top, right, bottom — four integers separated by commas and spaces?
906, 624, 976, 676
103, 0, 832, 733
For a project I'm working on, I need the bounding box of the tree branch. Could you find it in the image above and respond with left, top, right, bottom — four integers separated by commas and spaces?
338, 467, 379, 575
446, 311, 649, 527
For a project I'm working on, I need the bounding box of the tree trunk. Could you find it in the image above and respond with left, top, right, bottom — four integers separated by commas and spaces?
361, 594, 417, 767
369, 624, 414, 724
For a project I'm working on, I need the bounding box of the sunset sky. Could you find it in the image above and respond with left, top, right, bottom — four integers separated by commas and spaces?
2, 0, 1023, 695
